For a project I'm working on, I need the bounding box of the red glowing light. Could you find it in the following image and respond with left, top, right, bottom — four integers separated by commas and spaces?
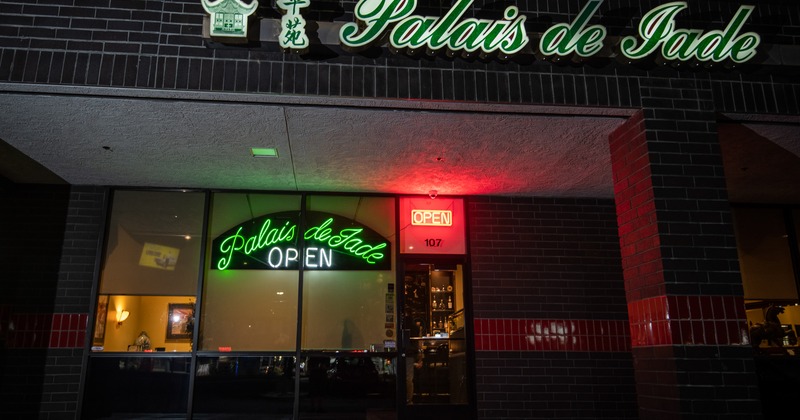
400, 197, 465, 255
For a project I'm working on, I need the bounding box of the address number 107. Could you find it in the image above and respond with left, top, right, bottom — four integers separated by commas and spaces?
424, 239, 442, 247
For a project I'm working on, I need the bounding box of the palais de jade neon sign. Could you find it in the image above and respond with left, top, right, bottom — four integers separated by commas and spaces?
211, 211, 391, 270
201, 0, 761, 64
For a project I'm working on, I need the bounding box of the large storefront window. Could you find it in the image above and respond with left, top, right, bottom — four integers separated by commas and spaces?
735, 206, 800, 352
85, 190, 471, 418
200, 193, 301, 352
301, 195, 396, 351
85, 190, 204, 418
91, 190, 204, 352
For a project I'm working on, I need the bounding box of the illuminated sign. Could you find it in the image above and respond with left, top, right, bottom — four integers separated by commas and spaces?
277, 0, 310, 52
401, 197, 465, 255
340, 0, 528, 56
211, 211, 391, 270
201, 0, 258, 38
411, 209, 453, 227
217, 0, 759, 64
620, 2, 760, 63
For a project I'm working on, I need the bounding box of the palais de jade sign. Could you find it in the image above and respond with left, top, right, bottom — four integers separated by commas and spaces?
201, 0, 761, 64
211, 211, 391, 270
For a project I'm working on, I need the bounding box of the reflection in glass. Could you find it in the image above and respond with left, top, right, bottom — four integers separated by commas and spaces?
298, 354, 396, 417
201, 193, 301, 351
301, 196, 397, 351
92, 190, 204, 352
192, 356, 295, 419
733, 207, 797, 300
82, 356, 191, 419
99, 190, 204, 296
95, 295, 195, 352
403, 263, 468, 405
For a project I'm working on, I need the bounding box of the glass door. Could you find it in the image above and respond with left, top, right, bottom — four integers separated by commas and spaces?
399, 259, 471, 417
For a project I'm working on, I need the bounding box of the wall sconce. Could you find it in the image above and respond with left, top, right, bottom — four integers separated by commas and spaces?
116, 309, 130, 326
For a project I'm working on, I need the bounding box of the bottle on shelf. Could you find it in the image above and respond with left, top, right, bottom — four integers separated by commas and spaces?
447, 296, 452, 309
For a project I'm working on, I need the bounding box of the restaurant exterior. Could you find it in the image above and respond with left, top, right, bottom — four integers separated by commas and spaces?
1, 1, 799, 419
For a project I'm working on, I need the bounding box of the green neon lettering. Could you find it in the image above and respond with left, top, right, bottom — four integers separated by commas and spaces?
328, 227, 362, 247
365, 243, 388, 264
216, 219, 296, 270
216, 216, 388, 269
343, 237, 364, 254
304, 217, 334, 240
353, 244, 372, 256
217, 226, 245, 270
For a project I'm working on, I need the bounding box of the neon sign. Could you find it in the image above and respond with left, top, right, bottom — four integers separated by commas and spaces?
411, 209, 453, 226
211, 211, 391, 270
400, 198, 466, 255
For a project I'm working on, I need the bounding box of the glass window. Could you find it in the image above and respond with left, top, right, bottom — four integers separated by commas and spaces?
82, 356, 191, 419
200, 193, 301, 351
403, 262, 469, 405
301, 196, 396, 350
192, 356, 295, 418
298, 354, 397, 416
92, 190, 205, 352
733, 207, 797, 300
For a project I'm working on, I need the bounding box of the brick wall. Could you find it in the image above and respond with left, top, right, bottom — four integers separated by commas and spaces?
608, 78, 762, 418
0, 0, 798, 113
468, 196, 637, 419
0, 185, 106, 419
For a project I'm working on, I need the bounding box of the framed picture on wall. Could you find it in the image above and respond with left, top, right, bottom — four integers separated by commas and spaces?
166, 303, 194, 340
93, 295, 109, 345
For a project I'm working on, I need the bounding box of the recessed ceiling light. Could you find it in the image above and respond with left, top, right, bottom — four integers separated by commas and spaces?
251, 147, 278, 158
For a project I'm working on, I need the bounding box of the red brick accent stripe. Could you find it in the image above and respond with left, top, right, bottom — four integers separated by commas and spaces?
628, 295, 749, 347
2, 312, 88, 348
474, 318, 630, 352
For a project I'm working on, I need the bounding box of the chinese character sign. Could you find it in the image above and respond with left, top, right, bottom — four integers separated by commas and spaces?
277, 0, 310, 52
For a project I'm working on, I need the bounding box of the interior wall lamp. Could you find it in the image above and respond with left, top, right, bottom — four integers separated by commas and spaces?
116, 309, 130, 326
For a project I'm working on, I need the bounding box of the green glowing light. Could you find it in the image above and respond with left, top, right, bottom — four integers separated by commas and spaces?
251, 147, 278, 158
211, 212, 391, 271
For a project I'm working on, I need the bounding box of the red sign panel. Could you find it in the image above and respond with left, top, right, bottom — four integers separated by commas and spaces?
400, 197, 465, 255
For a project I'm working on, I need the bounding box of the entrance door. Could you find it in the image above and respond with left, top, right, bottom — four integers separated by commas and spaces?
399, 259, 472, 418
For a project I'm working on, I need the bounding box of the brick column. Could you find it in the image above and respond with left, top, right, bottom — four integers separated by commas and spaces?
0, 184, 106, 419
608, 78, 762, 419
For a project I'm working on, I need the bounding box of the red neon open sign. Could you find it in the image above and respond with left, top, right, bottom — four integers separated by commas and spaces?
400, 197, 465, 255
411, 209, 453, 226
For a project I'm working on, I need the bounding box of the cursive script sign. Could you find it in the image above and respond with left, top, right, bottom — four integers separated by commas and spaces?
212, 211, 391, 270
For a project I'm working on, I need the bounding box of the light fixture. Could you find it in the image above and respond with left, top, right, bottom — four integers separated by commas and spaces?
116, 309, 130, 326
251, 147, 278, 158
428, 190, 438, 199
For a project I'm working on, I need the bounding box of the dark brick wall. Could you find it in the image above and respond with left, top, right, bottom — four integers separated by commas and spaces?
469, 196, 628, 321
0, 0, 798, 113
608, 79, 762, 418
0, 184, 106, 420
468, 196, 637, 419
0, 184, 70, 311
55, 186, 106, 314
